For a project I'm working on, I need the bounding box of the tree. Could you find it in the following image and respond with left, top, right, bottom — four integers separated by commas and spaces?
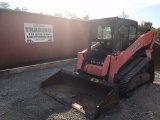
157, 28, 160, 36
21, 7, 28, 12
65, 12, 81, 20
53, 13, 64, 18
0, 2, 10, 9
53, 12, 89, 21
138, 21, 154, 34
14, 7, 28, 12
14, 7, 21, 11
119, 11, 129, 19
82, 14, 90, 21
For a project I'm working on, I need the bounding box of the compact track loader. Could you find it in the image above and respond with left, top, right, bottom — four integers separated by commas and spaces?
41, 17, 157, 119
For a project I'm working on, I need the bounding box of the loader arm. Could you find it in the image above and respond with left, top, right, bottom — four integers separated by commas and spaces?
108, 31, 157, 83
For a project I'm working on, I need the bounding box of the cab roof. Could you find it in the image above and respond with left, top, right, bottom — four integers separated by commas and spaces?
90, 17, 138, 26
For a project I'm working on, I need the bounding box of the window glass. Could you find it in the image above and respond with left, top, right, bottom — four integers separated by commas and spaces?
98, 26, 103, 39
119, 25, 128, 39
98, 26, 112, 40
156, 37, 160, 42
103, 27, 112, 39
129, 26, 137, 40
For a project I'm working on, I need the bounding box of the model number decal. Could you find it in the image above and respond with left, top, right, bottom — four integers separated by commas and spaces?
132, 42, 140, 52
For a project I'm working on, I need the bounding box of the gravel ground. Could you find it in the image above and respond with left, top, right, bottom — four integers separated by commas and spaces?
0, 61, 160, 120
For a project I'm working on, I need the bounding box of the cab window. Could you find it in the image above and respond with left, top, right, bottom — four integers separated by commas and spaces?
156, 37, 160, 42
119, 25, 128, 39
129, 26, 137, 41
98, 26, 112, 40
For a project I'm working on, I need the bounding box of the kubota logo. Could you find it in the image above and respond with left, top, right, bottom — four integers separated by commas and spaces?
132, 42, 140, 52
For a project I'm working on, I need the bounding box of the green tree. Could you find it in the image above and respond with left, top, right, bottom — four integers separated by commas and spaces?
0, 2, 10, 9
156, 28, 160, 36
138, 21, 154, 34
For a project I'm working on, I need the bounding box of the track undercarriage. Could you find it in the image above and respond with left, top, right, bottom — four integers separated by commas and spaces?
115, 57, 154, 98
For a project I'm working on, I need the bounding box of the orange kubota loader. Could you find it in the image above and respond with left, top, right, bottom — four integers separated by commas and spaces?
41, 17, 157, 119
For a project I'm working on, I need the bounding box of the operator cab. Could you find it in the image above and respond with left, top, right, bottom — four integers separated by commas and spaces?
87, 17, 138, 66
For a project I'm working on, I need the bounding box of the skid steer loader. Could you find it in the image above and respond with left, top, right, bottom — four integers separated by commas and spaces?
41, 17, 157, 119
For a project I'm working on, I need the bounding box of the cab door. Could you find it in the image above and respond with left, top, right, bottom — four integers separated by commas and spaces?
112, 23, 129, 55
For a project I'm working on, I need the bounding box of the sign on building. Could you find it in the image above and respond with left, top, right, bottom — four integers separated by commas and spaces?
24, 23, 53, 43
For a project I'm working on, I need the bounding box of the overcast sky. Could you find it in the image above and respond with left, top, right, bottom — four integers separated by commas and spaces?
1, 0, 160, 28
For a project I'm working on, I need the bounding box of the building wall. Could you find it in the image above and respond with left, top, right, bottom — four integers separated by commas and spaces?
0, 9, 89, 69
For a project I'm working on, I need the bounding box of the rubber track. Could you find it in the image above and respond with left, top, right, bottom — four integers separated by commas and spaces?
114, 57, 144, 84
119, 57, 151, 97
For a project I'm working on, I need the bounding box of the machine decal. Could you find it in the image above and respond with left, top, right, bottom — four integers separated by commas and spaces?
132, 42, 140, 52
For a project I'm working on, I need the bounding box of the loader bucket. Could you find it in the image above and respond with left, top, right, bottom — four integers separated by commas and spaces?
40, 69, 119, 119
